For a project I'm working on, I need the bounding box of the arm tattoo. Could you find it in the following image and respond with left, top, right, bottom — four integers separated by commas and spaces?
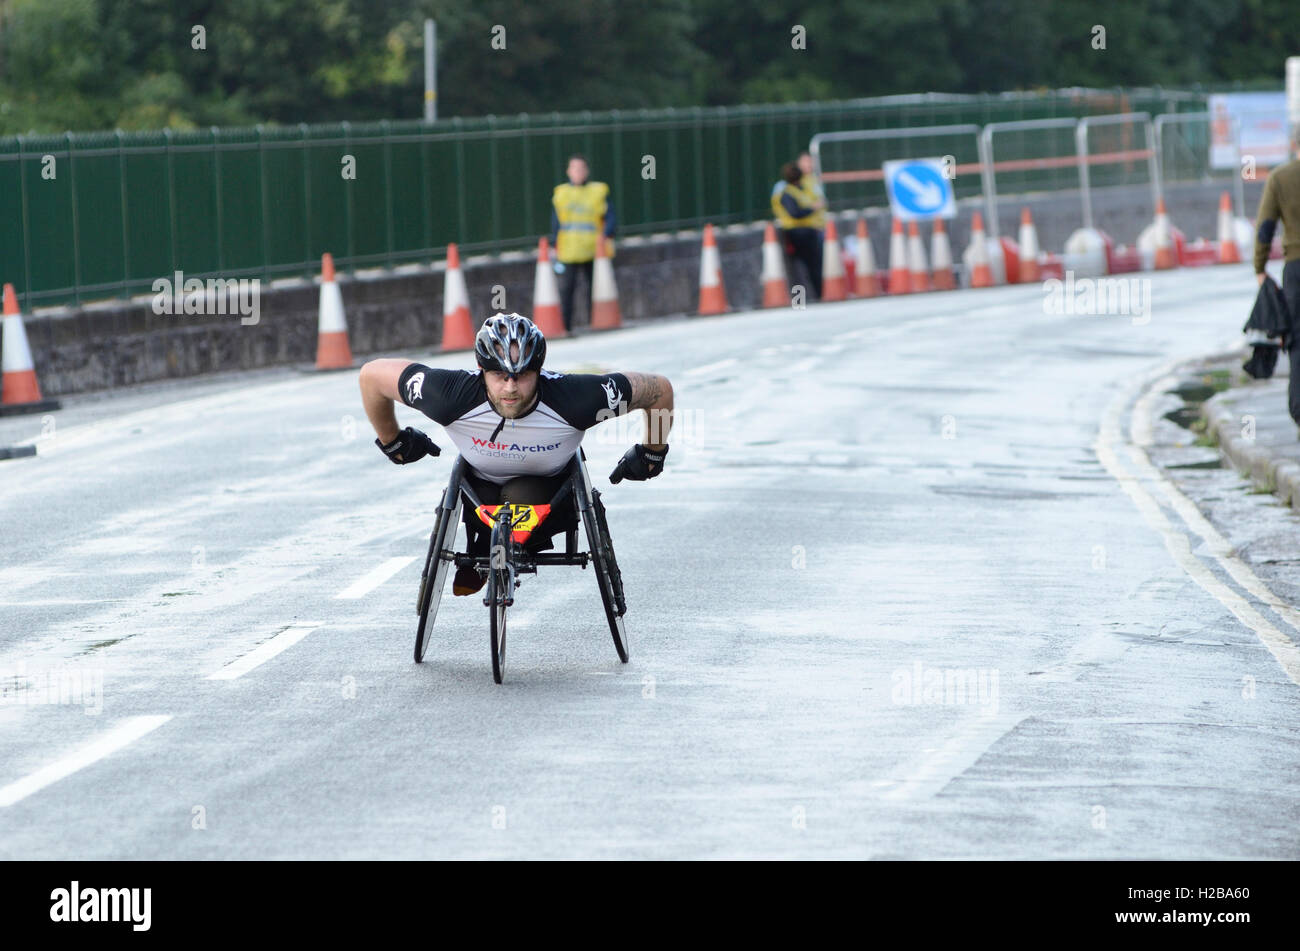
624, 371, 664, 410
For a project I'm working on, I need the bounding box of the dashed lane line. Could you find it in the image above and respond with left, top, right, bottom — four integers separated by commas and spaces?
0, 715, 172, 807
334, 556, 417, 600
208, 622, 322, 681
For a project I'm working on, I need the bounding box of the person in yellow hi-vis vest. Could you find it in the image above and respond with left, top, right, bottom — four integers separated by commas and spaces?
551, 154, 617, 331
771, 162, 824, 299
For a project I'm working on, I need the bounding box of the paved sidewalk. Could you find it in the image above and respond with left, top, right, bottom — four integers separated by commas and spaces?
1201, 353, 1300, 505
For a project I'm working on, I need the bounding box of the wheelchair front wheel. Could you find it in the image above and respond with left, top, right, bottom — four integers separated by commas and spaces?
414, 495, 454, 663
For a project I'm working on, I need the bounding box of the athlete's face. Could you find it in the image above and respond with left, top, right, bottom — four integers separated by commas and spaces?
483, 342, 539, 417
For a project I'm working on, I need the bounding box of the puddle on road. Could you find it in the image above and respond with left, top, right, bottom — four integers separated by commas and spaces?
79, 637, 127, 655
930, 485, 1065, 501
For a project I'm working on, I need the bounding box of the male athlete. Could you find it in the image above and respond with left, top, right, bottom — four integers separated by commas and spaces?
359, 313, 673, 595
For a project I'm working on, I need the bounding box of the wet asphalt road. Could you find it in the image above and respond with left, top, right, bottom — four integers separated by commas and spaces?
1, 266, 1298, 859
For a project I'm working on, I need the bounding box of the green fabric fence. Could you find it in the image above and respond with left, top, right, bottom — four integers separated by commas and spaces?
0, 87, 1207, 309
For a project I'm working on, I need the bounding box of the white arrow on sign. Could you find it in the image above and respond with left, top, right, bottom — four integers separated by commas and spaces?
896, 170, 944, 209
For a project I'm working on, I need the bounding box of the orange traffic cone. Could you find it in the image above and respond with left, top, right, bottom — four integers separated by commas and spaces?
439, 243, 476, 350
930, 219, 955, 291
0, 283, 60, 415
760, 223, 790, 308
590, 235, 622, 330
1153, 198, 1176, 270
1217, 192, 1241, 264
1018, 208, 1041, 283
854, 217, 880, 298
697, 224, 728, 315
821, 219, 847, 301
888, 218, 910, 295
907, 221, 931, 293
312, 253, 353, 370
532, 238, 568, 337
967, 212, 994, 288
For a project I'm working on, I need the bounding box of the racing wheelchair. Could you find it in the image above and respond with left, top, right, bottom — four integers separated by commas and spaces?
413, 449, 628, 683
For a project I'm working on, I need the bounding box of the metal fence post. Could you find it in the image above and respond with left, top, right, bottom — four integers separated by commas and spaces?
639, 109, 651, 227
978, 125, 997, 239
342, 120, 354, 271
610, 109, 622, 233
718, 107, 730, 221
453, 117, 467, 247
164, 128, 178, 280
487, 115, 501, 249
1076, 120, 1093, 229
257, 125, 271, 282
667, 108, 680, 226
116, 129, 130, 298
67, 131, 82, 303
1232, 116, 1245, 218
692, 106, 705, 226
18, 134, 32, 309
741, 105, 754, 222
299, 123, 310, 268
382, 119, 395, 269
1145, 117, 1158, 213
212, 127, 224, 273
419, 120, 431, 252
520, 113, 533, 238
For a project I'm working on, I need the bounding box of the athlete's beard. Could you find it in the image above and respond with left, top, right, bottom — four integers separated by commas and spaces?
487, 388, 538, 419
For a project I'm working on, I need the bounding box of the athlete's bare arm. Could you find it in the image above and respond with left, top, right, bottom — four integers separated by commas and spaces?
621, 371, 674, 451
359, 358, 413, 445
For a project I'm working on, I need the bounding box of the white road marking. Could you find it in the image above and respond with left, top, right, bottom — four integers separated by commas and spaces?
0, 599, 126, 606
334, 556, 417, 600
1096, 359, 1300, 686
0, 715, 172, 807
682, 358, 738, 376
208, 622, 322, 681
882, 715, 1025, 800
1132, 376, 1300, 636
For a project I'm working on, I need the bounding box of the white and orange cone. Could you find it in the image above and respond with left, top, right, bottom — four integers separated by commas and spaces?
590, 235, 622, 330
1153, 198, 1176, 270
697, 224, 728, 315
907, 221, 931, 293
1217, 192, 1242, 264
1018, 208, 1041, 283
531, 238, 568, 337
967, 212, 994, 288
930, 219, 956, 291
888, 218, 910, 295
760, 223, 790, 308
854, 217, 881, 298
440, 242, 476, 350
314, 253, 353, 370
1, 283, 59, 414
821, 218, 847, 301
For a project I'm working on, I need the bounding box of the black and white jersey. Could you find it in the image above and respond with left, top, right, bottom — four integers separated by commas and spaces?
398, 363, 632, 484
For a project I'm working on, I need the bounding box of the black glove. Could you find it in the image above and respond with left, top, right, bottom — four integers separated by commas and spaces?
609, 444, 668, 483
376, 427, 440, 465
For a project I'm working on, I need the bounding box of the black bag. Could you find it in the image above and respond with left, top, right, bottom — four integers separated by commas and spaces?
1243, 343, 1279, 379
1243, 276, 1291, 337
1242, 276, 1293, 380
